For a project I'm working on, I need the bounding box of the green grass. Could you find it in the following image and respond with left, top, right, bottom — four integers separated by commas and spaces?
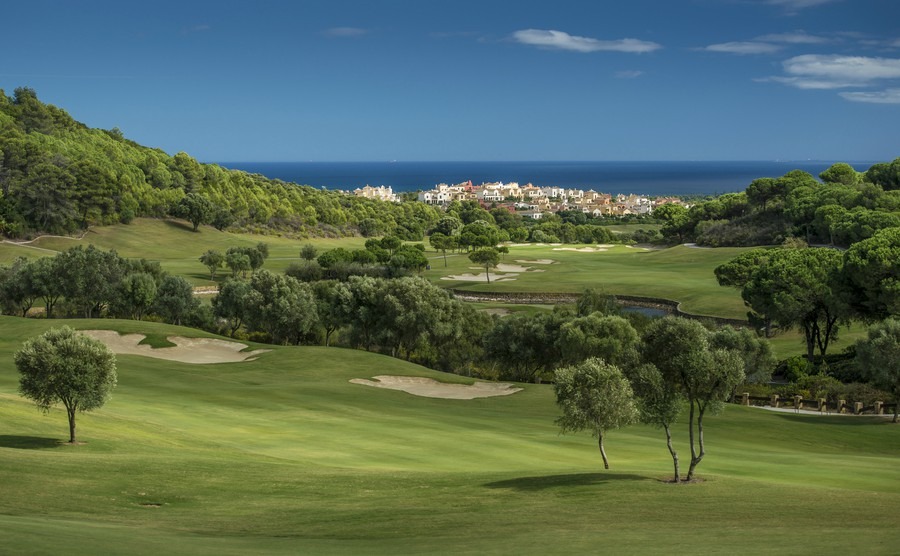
0, 316, 897, 554
765, 322, 869, 360
428, 243, 751, 319
136, 333, 178, 349
0, 219, 366, 284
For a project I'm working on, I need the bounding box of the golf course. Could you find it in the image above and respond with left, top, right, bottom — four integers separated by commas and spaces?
0, 220, 895, 553
0, 313, 898, 554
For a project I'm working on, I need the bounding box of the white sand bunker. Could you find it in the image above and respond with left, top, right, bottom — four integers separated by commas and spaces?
495, 263, 541, 273
552, 247, 608, 252
441, 272, 518, 282
82, 330, 270, 364
350, 375, 522, 399
515, 259, 556, 264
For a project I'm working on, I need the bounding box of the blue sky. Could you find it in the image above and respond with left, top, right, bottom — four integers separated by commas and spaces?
1, 0, 897, 162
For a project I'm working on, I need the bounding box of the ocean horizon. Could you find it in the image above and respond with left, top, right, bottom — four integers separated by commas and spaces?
216, 160, 876, 197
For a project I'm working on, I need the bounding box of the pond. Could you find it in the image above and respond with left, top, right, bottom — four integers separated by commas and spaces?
620, 304, 670, 318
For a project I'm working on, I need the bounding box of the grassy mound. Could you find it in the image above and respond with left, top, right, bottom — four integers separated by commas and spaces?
0, 316, 897, 554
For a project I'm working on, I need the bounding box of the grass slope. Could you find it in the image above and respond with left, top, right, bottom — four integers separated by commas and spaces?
0, 317, 897, 554
0, 219, 366, 284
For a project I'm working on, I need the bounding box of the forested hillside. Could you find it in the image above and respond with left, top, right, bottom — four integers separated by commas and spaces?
0, 88, 440, 238
656, 160, 900, 247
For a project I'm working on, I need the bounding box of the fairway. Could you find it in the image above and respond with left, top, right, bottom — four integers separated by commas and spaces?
0, 219, 367, 285
426, 243, 751, 319
0, 317, 897, 554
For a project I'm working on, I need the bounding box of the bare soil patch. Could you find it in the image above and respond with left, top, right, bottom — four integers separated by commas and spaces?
82, 330, 269, 364
350, 375, 523, 399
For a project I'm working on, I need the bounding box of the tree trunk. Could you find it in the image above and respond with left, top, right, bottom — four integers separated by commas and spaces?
485, 264, 490, 283
443, 251, 447, 267
803, 322, 816, 364
67, 406, 77, 443
598, 432, 609, 470
664, 423, 680, 482
687, 406, 707, 480
687, 401, 698, 480
817, 314, 838, 358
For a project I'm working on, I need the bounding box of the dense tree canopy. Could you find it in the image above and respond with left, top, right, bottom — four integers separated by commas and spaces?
841, 227, 900, 321
0, 88, 442, 237
854, 318, 900, 422
718, 247, 848, 361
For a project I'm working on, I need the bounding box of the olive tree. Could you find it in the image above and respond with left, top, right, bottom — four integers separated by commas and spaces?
628, 363, 684, 482
554, 358, 638, 470
152, 275, 199, 326
199, 250, 225, 280
641, 317, 745, 480
174, 192, 214, 231
212, 279, 252, 337
15, 326, 117, 443
557, 314, 639, 367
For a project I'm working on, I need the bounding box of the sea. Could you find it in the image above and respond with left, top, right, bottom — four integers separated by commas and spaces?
215, 161, 875, 197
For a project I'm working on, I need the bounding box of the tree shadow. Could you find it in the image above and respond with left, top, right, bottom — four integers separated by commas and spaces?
0, 435, 63, 449
162, 219, 195, 233
484, 472, 646, 491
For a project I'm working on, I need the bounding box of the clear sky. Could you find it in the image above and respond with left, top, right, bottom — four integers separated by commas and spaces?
1, 0, 897, 162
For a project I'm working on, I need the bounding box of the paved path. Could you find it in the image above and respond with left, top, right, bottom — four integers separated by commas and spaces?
753, 405, 894, 418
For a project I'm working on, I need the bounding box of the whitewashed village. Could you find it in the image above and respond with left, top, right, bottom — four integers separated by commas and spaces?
350, 182, 687, 218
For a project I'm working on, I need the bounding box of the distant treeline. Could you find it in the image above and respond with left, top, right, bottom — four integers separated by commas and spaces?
654, 162, 900, 247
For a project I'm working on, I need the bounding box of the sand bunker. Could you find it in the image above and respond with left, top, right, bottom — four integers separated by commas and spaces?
494, 263, 536, 273
441, 273, 518, 282
82, 330, 270, 364
552, 247, 608, 252
443, 260, 548, 282
515, 259, 556, 264
350, 375, 522, 399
